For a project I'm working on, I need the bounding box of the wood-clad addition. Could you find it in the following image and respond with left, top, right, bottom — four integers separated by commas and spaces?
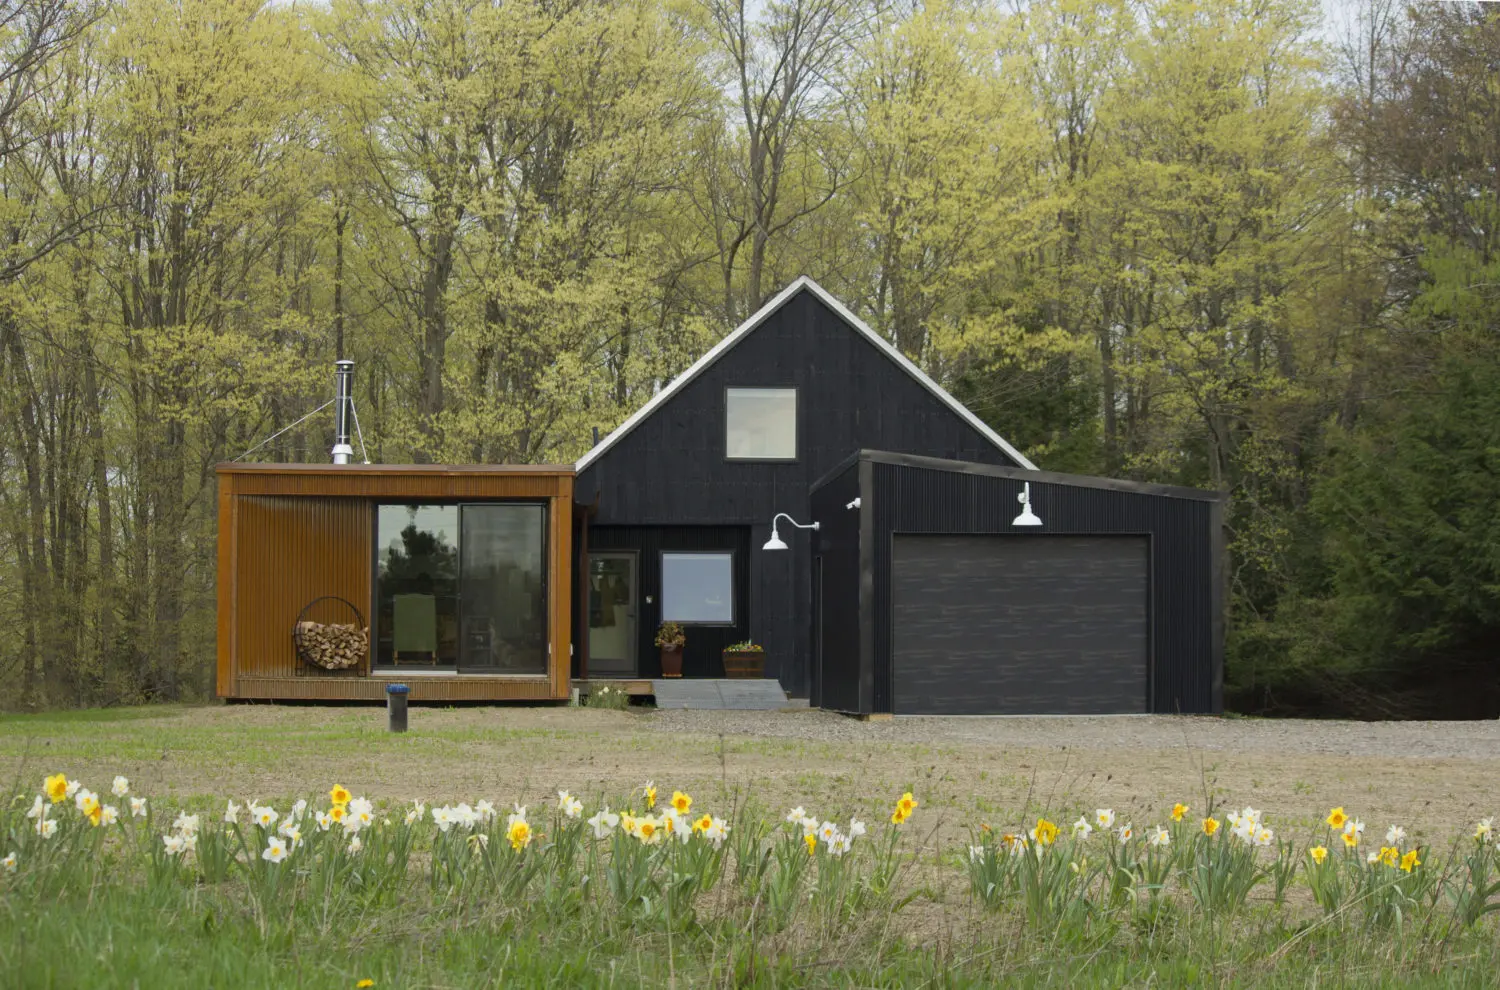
217, 464, 574, 702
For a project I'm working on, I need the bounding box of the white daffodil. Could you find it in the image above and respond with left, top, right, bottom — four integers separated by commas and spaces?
1386, 825, 1407, 845
173, 812, 200, 837
26, 796, 44, 820
65, 780, 81, 800
829, 832, 852, 857
181, 832, 198, 853
130, 797, 147, 818
316, 811, 333, 832
405, 801, 426, 825
1096, 809, 1115, 830
277, 819, 300, 840
1116, 824, 1133, 845
1475, 818, 1493, 841
786, 806, 807, 824
261, 837, 289, 864
849, 819, 867, 839
800, 816, 819, 837
1345, 818, 1366, 837
1, 851, 15, 873
1239, 807, 1262, 826
704, 816, 730, 848
588, 808, 620, 840
562, 795, 583, 819
224, 800, 241, 825
100, 805, 119, 827
36, 818, 57, 839
1254, 827, 1275, 848
1367, 850, 1381, 865
111, 776, 130, 798
1148, 826, 1171, 848
476, 800, 497, 823
75, 789, 99, 814
1072, 817, 1094, 841
819, 821, 839, 844
162, 834, 187, 856
968, 846, 986, 863
254, 805, 278, 829
432, 806, 454, 832
348, 835, 363, 855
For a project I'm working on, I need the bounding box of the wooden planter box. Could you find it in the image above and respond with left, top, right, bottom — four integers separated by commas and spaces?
722, 649, 765, 679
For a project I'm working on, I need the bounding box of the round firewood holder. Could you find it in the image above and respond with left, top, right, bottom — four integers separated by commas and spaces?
293, 596, 369, 676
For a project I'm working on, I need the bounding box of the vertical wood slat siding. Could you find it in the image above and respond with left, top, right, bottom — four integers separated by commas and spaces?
233, 496, 372, 683
866, 458, 1220, 715
576, 289, 1025, 696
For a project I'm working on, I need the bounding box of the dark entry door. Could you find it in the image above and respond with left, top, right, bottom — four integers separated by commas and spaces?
588, 552, 638, 674
892, 535, 1148, 715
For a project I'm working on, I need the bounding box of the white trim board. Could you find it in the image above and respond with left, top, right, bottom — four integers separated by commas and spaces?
575, 277, 1037, 472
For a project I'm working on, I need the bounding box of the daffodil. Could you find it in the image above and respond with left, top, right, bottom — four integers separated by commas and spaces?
897, 792, 918, 817
1474, 819, 1492, 842
476, 800, 497, 823
329, 784, 352, 807
704, 816, 730, 848
111, 776, 130, 798
44, 774, 68, 804
1, 851, 15, 873
1400, 849, 1420, 872
1309, 845, 1328, 865
330, 805, 346, 825
642, 781, 657, 810
1342, 829, 1359, 848
405, 801, 426, 825
316, 811, 333, 831
891, 806, 908, 825
693, 813, 713, 834
1253, 827, 1274, 848
804, 832, 817, 856
163, 834, 187, 856
1030, 818, 1060, 847
1202, 817, 1219, 837
254, 805, 279, 829
849, 819, 866, 839
588, 808, 619, 840
1096, 809, 1115, 830
262, 837, 289, 864
1385, 825, 1406, 846
507, 815, 532, 851
1072, 816, 1093, 840
1171, 803, 1188, 823
1116, 824, 1133, 845
635, 816, 661, 845
467, 833, 488, 853
819, 821, 839, 844
35, 818, 57, 839
1326, 807, 1348, 831
1376, 845, 1398, 867
561, 794, 583, 819
130, 797, 147, 818
669, 790, 693, 815
76, 789, 99, 817
786, 806, 808, 825
225, 801, 241, 825
173, 812, 200, 837
291, 799, 308, 822
100, 805, 118, 827
357, 981, 374, 988
1148, 826, 1171, 848
26, 796, 44, 820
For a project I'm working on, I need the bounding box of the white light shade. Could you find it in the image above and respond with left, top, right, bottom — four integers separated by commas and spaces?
762, 532, 788, 551
1012, 482, 1043, 527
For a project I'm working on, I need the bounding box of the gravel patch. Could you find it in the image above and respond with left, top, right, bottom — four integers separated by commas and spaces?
646, 709, 1500, 762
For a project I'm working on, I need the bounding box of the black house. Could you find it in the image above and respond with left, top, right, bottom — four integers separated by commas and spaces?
572, 278, 1222, 714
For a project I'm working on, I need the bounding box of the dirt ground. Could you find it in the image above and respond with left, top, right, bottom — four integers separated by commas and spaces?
2, 704, 1496, 849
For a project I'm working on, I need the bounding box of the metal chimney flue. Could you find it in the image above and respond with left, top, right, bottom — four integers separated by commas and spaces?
332, 359, 355, 465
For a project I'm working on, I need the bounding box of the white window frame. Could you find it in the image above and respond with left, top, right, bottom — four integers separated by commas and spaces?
660, 551, 736, 625
725, 387, 798, 461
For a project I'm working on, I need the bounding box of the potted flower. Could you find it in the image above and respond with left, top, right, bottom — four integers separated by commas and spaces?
655, 621, 686, 678
722, 640, 764, 679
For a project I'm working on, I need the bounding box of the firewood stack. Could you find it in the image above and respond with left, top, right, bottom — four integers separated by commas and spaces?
295, 621, 368, 670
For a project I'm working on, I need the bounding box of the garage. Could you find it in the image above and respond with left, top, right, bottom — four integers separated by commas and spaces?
891, 535, 1148, 715
808, 450, 1223, 716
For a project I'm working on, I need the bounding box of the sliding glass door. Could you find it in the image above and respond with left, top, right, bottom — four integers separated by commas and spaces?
373, 503, 547, 673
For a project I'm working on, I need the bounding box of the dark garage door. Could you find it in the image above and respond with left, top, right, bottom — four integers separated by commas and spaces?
892, 535, 1148, 715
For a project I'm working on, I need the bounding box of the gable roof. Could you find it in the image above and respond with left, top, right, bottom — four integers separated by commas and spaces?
575, 276, 1038, 472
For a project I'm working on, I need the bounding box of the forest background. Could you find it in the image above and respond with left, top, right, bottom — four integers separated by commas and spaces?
0, 0, 1495, 717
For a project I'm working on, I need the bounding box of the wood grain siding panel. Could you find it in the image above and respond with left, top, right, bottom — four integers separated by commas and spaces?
234, 676, 558, 702
233, 496, 371, 680
892, 535, 1148, 715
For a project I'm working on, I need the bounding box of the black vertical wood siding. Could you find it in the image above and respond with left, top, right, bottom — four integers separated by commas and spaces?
808, 461, 862, 712
865, 455, 1220, 714
586, 526, 751, 678
575, 289, 1023, 695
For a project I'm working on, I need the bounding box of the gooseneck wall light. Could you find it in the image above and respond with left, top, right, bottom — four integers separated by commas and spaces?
1012, 482, 1043, 527
762, 512, 820, 551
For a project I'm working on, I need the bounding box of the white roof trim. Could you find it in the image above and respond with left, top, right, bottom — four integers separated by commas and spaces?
575, 276, 1037, 472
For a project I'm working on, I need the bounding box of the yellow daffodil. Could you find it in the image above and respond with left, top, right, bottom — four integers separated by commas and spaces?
506, 818, 532, 852
330, 785, 352, 808
356, 981, 375, 988
1030, 818, 1060, 847
1309, 845, 1328, 865
44, 774, 68, 805
804, 833, 817, 856
1202, 818, 1219, 837
636, 818, 659, 844
1326, 807, 1348, 831
1171, 803, 1188, 823
1400, 849, 1420, 873
642, 782, 657, 809
693, 814, 712, 834
891, 806, 908, 826
670, 791, 692, 815
1341, 829, 1359, 849
330, 806, 346, 823
1475, 819, 1493, 842
1376, 846, 1398, 867
897, 792, 918, 816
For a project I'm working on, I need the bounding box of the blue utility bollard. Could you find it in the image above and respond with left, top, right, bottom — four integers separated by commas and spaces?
386, 683, 409, 733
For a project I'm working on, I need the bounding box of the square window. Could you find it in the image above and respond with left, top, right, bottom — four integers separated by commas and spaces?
661, 551, 734, 624
726, 387, 797, 460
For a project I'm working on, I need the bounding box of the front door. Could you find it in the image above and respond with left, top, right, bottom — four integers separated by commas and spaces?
588, 552, 637, 675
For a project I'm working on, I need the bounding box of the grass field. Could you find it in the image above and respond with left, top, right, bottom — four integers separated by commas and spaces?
2, 703, 1499, 988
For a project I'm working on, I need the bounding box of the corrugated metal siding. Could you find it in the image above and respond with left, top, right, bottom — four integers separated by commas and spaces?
869, 459, 1219, 714
586, 526, 752, 678
809, 463, 861, 712
233, 496, 371, 683
576, 289, 1025, 696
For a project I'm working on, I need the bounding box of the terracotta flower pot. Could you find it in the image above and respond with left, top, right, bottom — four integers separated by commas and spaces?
722, 649, 764, 678
660, 645, 683, 678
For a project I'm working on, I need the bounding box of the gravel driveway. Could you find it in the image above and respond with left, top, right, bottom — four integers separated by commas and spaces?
647, 709, 1500, 761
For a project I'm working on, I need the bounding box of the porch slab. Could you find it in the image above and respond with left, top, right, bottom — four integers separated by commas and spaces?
651, 679, 789, 710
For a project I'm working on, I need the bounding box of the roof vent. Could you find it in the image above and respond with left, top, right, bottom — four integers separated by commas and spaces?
331, 359, 355, 464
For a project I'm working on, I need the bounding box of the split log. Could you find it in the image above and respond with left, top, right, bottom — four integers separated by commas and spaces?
296, 621, 368, 670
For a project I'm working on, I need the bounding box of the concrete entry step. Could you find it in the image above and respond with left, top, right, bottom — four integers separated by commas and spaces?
651, 679, 789, 710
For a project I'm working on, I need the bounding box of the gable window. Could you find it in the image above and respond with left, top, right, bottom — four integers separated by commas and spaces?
661, 551, 735, 624
726, 387, 797, 460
